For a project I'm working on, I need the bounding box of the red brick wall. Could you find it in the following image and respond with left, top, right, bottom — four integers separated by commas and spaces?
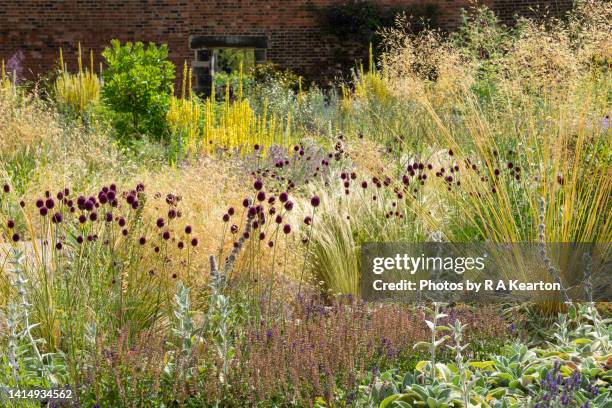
0, 0, 573, 81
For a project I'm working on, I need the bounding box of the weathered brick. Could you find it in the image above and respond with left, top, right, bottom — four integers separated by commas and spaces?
0, 0, 572, 82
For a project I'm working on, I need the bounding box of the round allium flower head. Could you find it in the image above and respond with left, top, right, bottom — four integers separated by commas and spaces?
131, 200, 139, 210
12, 233, 20, 242
19, 200, 25, 208
51, 213, 63, 224
185, 225, 192, 234
242, 198, 251, 208
448, 149, 454, 156
76, 236, 84, 244
248, 206, 257, 218
156, 218, 165, 228
136, 183, 145, 192
84, 200, 94, 211
279, 192, 288, 203
243, 231, 250, 239
98, 192, 108, 204
361, 181, 368, 189
222, 213, 230, 222
2, 184, 10, 193
268, 240, 274, 248
126, 194, 135, 205
257, 191, 266, 202
253, 179, 263, 191
55, 242, 62, 250
311, 195, 320, 207
154, 246, 160, 253
139, 237, 146, 245
89, 212, 98, 222
107, 190, 116, 201
178, 241, 184, 249
162, 231, 170, 240
118, 217, 126, 227
254, 144, 260, 150
78, 214, 86, 224
76, 195, 86, 207
191, 238, 199, 247
45, 198, 55, 209
304, 216, 312, 225
259, 232, 265, 240
494, 169, 500, 176
7, 220, 15, 229
228, 207, 235, 216
40, 207, 48, 217
283, 224, 291, 234
87, 234, 94, 242
275, 215, 283, 224
122, 229, 128, 236
230, 224, 238, 234
57, 191, 64, 200
284, 201, 294, 211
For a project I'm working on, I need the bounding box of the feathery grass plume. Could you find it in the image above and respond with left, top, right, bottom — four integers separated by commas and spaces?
54, 43, 101, 114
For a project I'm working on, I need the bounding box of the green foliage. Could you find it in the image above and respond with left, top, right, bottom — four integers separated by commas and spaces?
101, 40, 175, 142
363, 303, 611, 407
319, 1, 439, 44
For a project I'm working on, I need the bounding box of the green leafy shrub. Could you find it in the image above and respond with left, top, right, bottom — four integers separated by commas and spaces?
101, 40, 175, 142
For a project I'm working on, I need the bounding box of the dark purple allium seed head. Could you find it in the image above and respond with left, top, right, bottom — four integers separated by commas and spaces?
448, 149, 454, 156
254, 179, 263, 191
284, 201, 294, 211
76, 236, 84, 244
2, 184, 10, 193
52, 213, 63, 223
248, 206, 257, 217
78, 214, 86, 224
131, 200, 139, 210
40, 207, 48, 216
178, 241, 184, 249
85, 200, 94, 211
311, 195, 320, 207
89, 212, 97, 222
259, 232, 265, 240
257, 191, 266, 202
268, 240, 274, 248
228, 207, 235, 216
231, 224, 238, 234
139, 237, 146, 245
136, 183, 144, 192
494, 169, 500, 176
254, 144, 260, 150
57, 191, 64, 200
12, 233, 20, 242
107, 191, 116, 201
118, 217, 126, 227
283, 224, 291, 234
45, 198, 55, 209
275, 215, 283, 224
304, 216, 312, 225
55, 242, 62, 250
19, 200, 25, 208
243, 198, 250, 208
126, 194, 135, 204
7, 220, 15, 229
122, 229, 128, 236
162, 231, 170, 240
361, 181, 368, 188
168, 209, 177, 219
279, 192, 288, 203
191, 237, 199, 247
87, 234, 94, 242
222, 213, 230, 223
185, 225, 192, 234
156, 218, 165, 228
